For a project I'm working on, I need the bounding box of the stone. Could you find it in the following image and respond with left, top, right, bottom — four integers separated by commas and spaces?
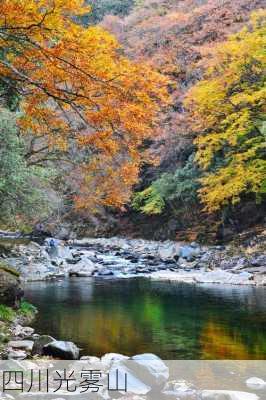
55, 223, 73, 240
179, 260, 199, 270
80, 356, 101, 363
196, 270, 253, 285
158, 244, 181, 261
8, 340, 34, 352
220, 258, 240, 270
246, 266, 266, 274
26, 242, 42, 254
69, 270, 94, 277
234, 258, 250, 270
201, 390, 259, 400
150, 270, 254, 285
7, 349, 27, 360
98, 268, 114, 276
129, 354, 169, 388
109, 363, 151, 395
68, 258, 95, 277
179, 246, 200, 261
200, 252, 213, 263
32, 335, 55, 356
162, 379, 197, 399
0, 266, 23, 307
250, 255, 266, 267
101, 352, 129, 368
246, 377, 266, 390
12, 325, 34, 338
18, 260, 62, 281
66, 258, 81, 265
253, 274, 266, 286
21, 326, 35, 337
43, 340, 80, 360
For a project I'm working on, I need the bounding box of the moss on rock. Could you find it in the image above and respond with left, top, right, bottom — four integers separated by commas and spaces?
0, 263, 23, 307
0, 260, 20, 277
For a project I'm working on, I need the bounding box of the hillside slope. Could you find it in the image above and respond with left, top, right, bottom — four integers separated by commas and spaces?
97, 0, 266, 241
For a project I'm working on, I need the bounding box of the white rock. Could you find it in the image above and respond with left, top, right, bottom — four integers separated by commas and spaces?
150, 270, 254, 286
80, 356, 100, 362
109, 364, 151, 395
246, 377, 266, 390
7, 349, 27, 360
8, 340, 34, 352
201, 390, 259, 400
12, 325, 34, 338
101, 353, 130, 368
130, 354, 169, 387
158, 244, 181, 260
43, 340, 80, 360
162, 379, 197, 397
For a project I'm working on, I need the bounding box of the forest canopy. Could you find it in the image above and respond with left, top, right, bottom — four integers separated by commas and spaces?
0, 0, 265, 239
0, 0, 167, 219
185, 10, 266, 212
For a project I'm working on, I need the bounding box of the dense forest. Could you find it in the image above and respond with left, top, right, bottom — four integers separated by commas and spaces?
0, 0, 265, 242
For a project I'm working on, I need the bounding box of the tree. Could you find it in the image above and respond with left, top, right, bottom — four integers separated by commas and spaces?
185, 10, 266, 212
83, 0, 134, 24
0, 108, 56, 228
133, 154, 200, 214
0, 0, 167, 211
103, 0, 265, 208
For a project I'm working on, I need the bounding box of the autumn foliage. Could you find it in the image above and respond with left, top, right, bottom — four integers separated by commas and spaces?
186, 10, 266, 212
0, 0, 265, 236
103, 0, 265, 225
0, 0, 167, 210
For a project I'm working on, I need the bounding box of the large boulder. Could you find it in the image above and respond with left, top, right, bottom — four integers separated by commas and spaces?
101, 352, 129, 368
108, 363, 151, 395
246, 377, 266, 390
7, 340, 34, 353
32, 335, 55, 356
68, 257, 96, 277
129, 354, 169, 388
7, 349, 27, 360
43, 340, 80, 360
0, 264, 23, 307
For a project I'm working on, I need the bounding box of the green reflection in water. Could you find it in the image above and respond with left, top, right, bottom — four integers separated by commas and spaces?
25, 278, 266, 359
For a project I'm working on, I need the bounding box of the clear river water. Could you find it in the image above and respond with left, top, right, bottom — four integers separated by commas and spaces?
25, 277, 266, 359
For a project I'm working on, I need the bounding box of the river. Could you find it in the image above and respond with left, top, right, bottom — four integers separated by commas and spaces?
25, 277, 266, 359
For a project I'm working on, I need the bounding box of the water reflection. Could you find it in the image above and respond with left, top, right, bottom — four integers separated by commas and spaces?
25, 278, 266, 359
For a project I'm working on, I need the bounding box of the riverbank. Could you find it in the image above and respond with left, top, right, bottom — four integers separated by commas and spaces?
0, 232, 266, 400
1, 229, 265, 285
0, 301, 37, 358
0, 230, 265, 357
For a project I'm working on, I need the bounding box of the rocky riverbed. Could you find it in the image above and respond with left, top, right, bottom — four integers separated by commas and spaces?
2, 320, 266, 400
0, 233, 266, 400
1, 231, 265, 285
1, 331, 266, 400
1, 231, 266, 358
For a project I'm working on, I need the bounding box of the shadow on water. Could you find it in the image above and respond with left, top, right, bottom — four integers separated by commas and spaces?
24, 278, 266, 359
